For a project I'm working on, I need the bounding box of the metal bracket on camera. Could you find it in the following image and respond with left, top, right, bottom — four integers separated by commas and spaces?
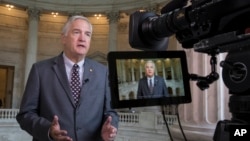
189, 52, 219, 90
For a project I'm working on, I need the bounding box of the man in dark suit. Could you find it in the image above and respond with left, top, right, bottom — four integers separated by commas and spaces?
137, 60, 168, 99
16, 15, 118, 141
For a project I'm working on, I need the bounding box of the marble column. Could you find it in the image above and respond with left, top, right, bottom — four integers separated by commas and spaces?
162, 61, 166, 79
139, 60, 143, 79
24, 8, 40, 85
107, 11, 120, 51
170, 46, 231, 141
121, 60, 126, 83
170, 60, 175, 80
131, 60, 135, 82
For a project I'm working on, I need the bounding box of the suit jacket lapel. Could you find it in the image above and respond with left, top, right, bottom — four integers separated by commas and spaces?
152, 77, 158, 96
52, 53, 76, 107
78, 59, 94, 105
143, 77, 151, 94
154, 77, 158, 88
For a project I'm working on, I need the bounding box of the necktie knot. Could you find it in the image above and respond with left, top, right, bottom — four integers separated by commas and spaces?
73, 64, 79, 72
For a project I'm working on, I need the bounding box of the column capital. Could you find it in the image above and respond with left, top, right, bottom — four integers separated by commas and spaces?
68, 11, 85, 18
27, 8, 40, 21
146, 4, 161, 14
118, 23, 127, 32
106, 11, 120, 24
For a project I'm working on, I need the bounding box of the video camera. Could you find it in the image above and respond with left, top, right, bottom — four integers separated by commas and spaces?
128, 0, 250, 141
129, 0, 250, 50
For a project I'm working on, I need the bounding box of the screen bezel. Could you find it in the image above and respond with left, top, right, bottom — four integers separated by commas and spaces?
108, 51, 191, 109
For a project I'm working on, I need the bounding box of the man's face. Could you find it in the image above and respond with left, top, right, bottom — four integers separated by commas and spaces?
61, 19, 92, 62
145, 62, 155, 77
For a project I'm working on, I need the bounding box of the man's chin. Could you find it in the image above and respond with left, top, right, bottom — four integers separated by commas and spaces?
76, 50, 88, 56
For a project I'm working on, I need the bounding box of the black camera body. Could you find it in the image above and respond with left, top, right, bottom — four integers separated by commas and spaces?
129, 0, 250, 49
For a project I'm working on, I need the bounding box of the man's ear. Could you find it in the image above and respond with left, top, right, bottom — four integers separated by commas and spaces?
61, 34, 66, 44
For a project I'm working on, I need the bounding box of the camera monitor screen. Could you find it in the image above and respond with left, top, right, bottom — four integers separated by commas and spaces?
108, 51, 191, 109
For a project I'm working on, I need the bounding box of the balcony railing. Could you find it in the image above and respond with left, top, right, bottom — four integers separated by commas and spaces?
0, 109, 177, 141
0, 109, 19, 120
118, 112, 177, 128
0, 109, 177, 127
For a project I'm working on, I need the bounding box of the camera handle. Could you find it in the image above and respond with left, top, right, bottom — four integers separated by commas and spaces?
189, 53, 219, 90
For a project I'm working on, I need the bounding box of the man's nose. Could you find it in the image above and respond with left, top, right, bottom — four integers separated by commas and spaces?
79, 33, 86, 41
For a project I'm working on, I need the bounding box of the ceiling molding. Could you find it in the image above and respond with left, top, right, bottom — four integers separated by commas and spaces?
1, 0, 170, 15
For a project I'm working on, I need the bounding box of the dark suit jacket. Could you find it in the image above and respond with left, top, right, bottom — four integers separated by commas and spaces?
137, 75, 168, 99
16, 53, 119, 141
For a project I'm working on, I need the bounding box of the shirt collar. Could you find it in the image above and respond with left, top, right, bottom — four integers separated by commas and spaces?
63, 52, 85, 68
147, 76, 155, 80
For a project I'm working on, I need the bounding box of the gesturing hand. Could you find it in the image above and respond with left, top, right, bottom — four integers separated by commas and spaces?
101, 116, 118, 141
49, 115, 73, 141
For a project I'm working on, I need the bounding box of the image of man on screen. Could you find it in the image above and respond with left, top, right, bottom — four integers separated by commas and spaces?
137, 60, 168, 99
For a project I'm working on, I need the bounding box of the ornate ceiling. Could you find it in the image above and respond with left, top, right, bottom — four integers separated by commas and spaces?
1, 0, 170, 15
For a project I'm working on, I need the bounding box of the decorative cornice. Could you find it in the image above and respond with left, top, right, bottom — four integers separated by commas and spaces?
68, 11, 85, 17
2, 0, 169, 15
145, 4, 162, 14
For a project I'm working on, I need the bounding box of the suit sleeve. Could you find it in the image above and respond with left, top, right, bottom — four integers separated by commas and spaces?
104, 69, 119, 128
137, 79, 143, 99
16, 64, 51, 141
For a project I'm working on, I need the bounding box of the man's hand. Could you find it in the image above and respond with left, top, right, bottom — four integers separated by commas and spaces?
49, 115, 72, 141
101, 116, 118, 141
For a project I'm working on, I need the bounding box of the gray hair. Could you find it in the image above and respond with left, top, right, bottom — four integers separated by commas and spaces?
144, 60, 156, 69
62, 15, 93, 36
